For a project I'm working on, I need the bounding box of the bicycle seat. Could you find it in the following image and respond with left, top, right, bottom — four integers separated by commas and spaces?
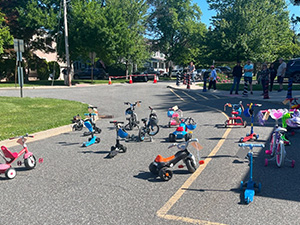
232, 111, 239, 115
275, 127, 287, 133
1, 146, 18, 159
155, 155, 175, 163
141, 118, 147, 123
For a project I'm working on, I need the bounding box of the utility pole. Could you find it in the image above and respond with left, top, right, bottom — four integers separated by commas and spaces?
63, 0, 71, 86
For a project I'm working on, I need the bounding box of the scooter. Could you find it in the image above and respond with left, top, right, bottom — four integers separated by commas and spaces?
224, 101, 247, 128
169, 117, 196, 142
0, 134, 42, 179
239, 143, 264, 204
149, 138, 204, 181
82, 120, 101, 147
83, 112, 102, 136
239, 103, 261, 142
107, 121, 129, 158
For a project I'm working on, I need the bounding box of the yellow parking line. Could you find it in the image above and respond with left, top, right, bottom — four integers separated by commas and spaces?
156, 102, 231, 224
182, 91, 197, 101
170, 89, 185, 101
195, 93, 209, 100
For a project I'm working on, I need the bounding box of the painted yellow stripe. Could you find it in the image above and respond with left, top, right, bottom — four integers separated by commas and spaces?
157, 128, 231, 218
195, 92, 209, 100
182, 91, 197, 101
161, 214, 228, 225
170, 89, 185, 101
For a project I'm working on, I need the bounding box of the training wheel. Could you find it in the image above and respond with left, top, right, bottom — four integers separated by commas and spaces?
239, 137, 244, 143
264, 158, 268, 167
291, 160, 295, 168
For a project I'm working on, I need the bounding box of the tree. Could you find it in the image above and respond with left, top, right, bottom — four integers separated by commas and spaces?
147, 0, 207, 67
207, 0, 300, 62
0, 12, 13, 54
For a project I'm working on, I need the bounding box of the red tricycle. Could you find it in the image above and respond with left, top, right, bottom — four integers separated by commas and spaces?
224, 101, 247, 128
0, 134, 41, 179
167, 105, 183, 127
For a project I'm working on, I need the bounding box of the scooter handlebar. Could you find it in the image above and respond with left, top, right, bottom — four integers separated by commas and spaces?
238, 143, 265, 148
110, 121, 124, 124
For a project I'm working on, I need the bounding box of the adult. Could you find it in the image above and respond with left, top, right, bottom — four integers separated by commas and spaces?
260, 63, 270, 99
188, 61, 196, 84
269, 63, 277, 92
243, 60, 254, 95
230, 61, 243, 95
208, 65, 217, 91
277, 58, 286, 92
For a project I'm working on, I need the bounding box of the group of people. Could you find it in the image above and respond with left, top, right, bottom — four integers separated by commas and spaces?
230, 58, 286, 99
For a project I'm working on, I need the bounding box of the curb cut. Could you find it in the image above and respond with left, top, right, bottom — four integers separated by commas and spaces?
0, 124, 72, 148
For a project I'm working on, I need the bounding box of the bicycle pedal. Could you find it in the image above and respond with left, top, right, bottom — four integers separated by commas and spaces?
265, 150, 272, 155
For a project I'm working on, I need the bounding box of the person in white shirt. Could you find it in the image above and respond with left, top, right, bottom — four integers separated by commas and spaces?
277, 58, 286, 92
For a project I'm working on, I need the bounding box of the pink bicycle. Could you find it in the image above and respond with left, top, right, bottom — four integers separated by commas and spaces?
0, 134, 41, 179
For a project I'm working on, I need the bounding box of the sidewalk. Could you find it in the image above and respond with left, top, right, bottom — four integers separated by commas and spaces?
167, 82, 300, 104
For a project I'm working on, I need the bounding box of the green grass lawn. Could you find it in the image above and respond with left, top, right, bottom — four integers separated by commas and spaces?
199, 82, 300, 91
0, 97, 88, 141
0, 79, 128, 88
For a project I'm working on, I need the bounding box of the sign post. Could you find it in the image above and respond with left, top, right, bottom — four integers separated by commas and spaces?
14, 39, 24, 97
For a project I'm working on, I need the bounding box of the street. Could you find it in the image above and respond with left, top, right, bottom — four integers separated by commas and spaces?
0, 82, 299, 225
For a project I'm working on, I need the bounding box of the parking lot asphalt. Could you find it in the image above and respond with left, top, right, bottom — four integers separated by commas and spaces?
0, 82, 299, 225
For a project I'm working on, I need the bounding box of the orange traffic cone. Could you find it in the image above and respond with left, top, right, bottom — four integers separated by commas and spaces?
108, 77, 112, 85
129, 75, 133, 84
153, 75, 157, 83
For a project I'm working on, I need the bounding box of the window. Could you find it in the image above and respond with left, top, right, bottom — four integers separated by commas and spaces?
153, 62, 158, 68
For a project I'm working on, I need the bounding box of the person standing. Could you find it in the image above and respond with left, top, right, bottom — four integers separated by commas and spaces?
260, 63, 270, 99
269, 63, 277, 92
188, 61, 196, 84
277, 58, 286, 92
230, 61, 243, 95
208, 65, 217, 91
243, 60, 254, 95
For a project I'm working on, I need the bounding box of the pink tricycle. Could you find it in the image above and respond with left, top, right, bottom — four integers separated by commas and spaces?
167, 106, 183, 127
0, 134, 40, 179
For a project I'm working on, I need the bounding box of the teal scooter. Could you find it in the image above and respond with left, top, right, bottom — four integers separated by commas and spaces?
82, 120, 100, 147
239, 143, 264, 204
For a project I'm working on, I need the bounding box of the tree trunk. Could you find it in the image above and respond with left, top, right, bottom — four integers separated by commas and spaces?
125, 61, 129, 79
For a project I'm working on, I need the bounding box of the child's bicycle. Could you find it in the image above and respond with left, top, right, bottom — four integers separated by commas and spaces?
107, 121, 129, 158
138, 106, 159, 142
0, 134, 42, 179
167, 106, 183, 127
124, 101, 141, 130
264, 109, 295, 168
238, 143, 264, 204
169, 117, 197, 142
149, 138, 204, 181
224, 101, 247, 128
71, 114, 84, 131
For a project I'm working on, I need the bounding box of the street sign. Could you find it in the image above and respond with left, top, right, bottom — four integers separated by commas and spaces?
89, 52, 96, 62
13, 39, 24, 52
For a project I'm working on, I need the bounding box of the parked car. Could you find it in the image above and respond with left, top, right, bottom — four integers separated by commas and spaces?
216, 66, 232, 76
131, 72, 149, 82
286, 58, 300, 83
170, 69, 183, 77
143, 69, 158, 80
73, 68, 108, 80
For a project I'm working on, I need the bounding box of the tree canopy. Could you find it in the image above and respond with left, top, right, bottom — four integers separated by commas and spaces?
0, 12, 13, 54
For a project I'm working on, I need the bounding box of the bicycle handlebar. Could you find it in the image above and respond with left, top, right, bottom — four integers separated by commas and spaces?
110, 121, 124, 124
9, 133, 34, 140
168, 138, 199, 150
124, 101, 142, 106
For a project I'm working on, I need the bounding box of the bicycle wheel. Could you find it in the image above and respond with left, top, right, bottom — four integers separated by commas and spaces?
269, 133, 276, 156
138, 127, 146, 141
148, 124, 159, 136
276, 141, 285, 168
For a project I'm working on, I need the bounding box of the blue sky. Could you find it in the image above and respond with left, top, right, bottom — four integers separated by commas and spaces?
192, 0, 300, 27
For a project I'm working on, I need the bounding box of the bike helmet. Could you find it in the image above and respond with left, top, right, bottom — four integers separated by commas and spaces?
186, 118, 197, 130
125, 108, 133, 115
118, 128, 128, 138
167, 110, 174, 118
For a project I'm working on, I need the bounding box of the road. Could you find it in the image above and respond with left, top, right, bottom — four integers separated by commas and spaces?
0, 82, 299, 225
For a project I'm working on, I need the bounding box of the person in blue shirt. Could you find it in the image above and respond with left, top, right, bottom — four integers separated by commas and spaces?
243, 60, 254, 94
208, 65, 217, 91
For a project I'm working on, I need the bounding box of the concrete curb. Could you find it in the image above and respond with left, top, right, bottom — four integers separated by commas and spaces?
0, 124, 72, 148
